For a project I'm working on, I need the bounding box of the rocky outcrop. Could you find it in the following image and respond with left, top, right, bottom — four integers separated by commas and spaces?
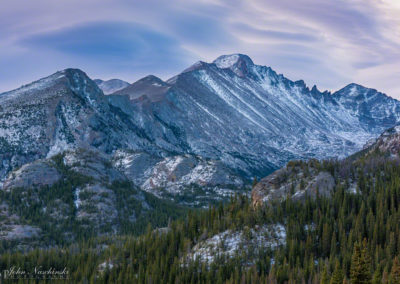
3, 160, 61, 190
252, 162, 335, 206
370, 125, 400, 155
113, 151, 246, 206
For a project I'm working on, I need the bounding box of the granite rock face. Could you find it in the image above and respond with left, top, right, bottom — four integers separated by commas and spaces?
251, 162, 335, 206
0, 69, 153, 184
3, 160, 61, 190
251, 124, 400, 207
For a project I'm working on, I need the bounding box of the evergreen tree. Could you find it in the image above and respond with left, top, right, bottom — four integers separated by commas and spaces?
391, 257, 400, 284
321, 263, 329, 284
330, 260, 344, 284
351, 240, 372, 284
252, 176, 258, 188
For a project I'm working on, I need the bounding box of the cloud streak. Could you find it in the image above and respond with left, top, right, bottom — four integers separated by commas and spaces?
0, 0, 399, 98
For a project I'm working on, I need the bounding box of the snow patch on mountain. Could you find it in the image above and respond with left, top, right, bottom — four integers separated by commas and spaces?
141, 154, 244, 195
94, 79, 130, 95
190, 224, 286, 263
214, 54, 241, 69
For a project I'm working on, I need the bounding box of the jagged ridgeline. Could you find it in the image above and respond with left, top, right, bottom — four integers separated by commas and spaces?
1, 125, 400, 283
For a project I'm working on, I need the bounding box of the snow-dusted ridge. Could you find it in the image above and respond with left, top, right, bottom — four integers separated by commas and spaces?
94, 78, 130, 95
107, 53, 400, 179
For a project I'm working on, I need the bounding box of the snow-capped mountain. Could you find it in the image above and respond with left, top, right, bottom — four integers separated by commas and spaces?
1, 54, 400, 196
94, 78, 130, 94
0, 69, 154, 180
108, 53, 400, 178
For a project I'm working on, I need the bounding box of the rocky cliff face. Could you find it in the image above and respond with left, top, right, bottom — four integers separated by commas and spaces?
109, 54, 400, 179
366, 125, 400, 155
251, 124, 400, 207
0, 69, 154, 185
251, 161, 335, 207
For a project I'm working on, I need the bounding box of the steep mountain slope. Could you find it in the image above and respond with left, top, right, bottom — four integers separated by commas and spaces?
109, 54, 400, 178
251, 124, 400, 206
0, 69, 153, 184
94, 78, 130, 94
0, 149, 188, 246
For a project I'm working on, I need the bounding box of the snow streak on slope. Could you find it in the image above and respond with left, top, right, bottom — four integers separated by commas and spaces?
108, 53, 400, 179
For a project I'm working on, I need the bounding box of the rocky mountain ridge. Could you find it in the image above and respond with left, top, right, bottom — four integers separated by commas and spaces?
251, 123, 400, 207
107, 54, 400, 179
1, 54, 400, 200
94, 78, 130, 94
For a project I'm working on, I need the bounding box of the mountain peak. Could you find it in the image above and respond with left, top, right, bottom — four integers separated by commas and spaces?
338, 83, 370, 93
112, 74, 170, 101
0, 68, 91, 102
139, 75, 167, 85
343, 83, 365, 91
333, 83, 382, 99
60, 68, 91, 81
213, 54, 254, 69
213, 54, 254, 77
94, 78, 130, 94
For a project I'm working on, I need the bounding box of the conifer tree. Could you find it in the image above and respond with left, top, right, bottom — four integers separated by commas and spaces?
321, 263, 329, 284
330, 260, 344, 284
350, 240, 372, 284
391, 257, 400, 284
252, 176, 258, 188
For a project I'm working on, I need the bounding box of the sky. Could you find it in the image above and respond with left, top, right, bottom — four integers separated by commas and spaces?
1, 0, 400, 98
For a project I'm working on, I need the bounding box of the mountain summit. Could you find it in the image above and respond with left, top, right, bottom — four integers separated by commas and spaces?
213, 54, 254, 77
94, 78, 129, 94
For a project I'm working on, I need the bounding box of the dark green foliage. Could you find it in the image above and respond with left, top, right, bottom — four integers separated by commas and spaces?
350, 240, 372, 284
1, 149, 400, 283
391, 257, 400, 284
252, 176, 258, 188
0, 155, 190, 251
330, 260, 344, 284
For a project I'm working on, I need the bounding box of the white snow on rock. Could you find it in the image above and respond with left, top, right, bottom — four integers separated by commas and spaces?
214, 54, 240, 69
74, 187, 81, 209
141, 154, 243, 195
0, 225, 41, 240
189, 224, 286, 263
95, 79, 129, 95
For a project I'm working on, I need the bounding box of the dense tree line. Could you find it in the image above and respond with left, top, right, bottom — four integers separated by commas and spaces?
1, 150, 400, 283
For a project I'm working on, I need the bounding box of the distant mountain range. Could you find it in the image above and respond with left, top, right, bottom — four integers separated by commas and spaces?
1, 54, 400, 201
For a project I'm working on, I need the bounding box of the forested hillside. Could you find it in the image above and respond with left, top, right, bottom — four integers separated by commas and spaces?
2, 127, 400, 283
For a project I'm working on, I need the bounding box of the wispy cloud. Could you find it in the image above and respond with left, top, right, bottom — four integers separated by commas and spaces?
0, 0, 399, 98
20, 22, 192, 72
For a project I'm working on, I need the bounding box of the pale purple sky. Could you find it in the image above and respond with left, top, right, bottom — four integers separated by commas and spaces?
1, 0, 399, 98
